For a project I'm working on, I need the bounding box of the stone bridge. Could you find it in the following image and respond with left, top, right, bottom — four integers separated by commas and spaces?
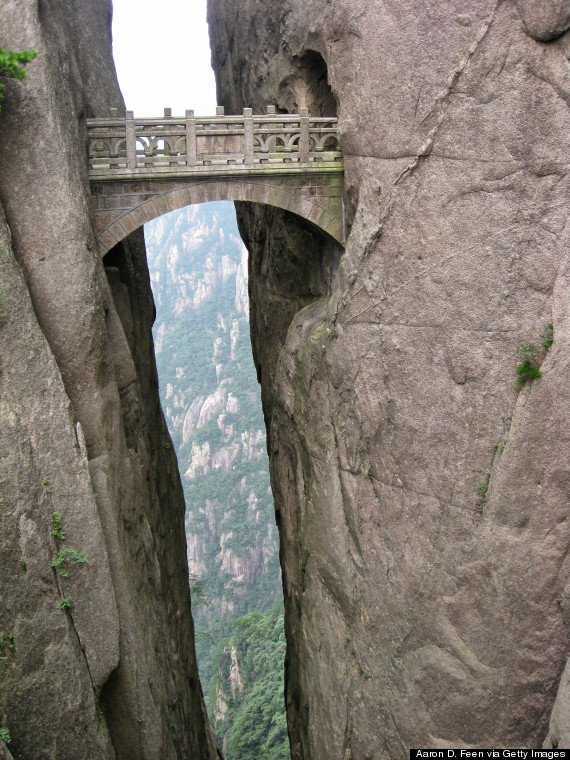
87, 106, 345, 254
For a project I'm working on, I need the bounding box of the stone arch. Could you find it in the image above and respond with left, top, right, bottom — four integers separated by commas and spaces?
93, 175, 344, 255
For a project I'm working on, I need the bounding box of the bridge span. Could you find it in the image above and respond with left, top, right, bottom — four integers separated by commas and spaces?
87, 106, 345, 253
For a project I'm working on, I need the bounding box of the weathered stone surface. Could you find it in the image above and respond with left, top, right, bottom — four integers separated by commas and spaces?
545, 656, 570, 748
514, 0, 570, 41
0, 1, 220, 758
91, 173, 345, 254
208, 0, 570, 754
0, 205, 116, 760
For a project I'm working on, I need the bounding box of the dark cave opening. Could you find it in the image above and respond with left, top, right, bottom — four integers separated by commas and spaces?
277, 49, 338, 117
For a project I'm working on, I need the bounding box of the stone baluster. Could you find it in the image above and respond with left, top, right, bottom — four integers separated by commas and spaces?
109, 108, 119, 167
244, 108, 254, 164
265, 105, 277, 154
185, 109, 196, 166
164, 109, 172, 158
216, 106, 226, 135
126, 110, 136, 170
299, 107, 309, 163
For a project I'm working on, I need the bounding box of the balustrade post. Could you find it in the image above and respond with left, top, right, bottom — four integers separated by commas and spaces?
299, 107, 309, 163
185, 109, 196, 166
126, 110, 136, 170
243, 108, 254, 164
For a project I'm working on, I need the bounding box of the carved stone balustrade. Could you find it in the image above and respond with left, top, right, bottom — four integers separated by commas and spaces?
87, 105, 342, 176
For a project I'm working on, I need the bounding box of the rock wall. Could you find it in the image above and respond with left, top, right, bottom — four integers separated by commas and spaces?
0, 2, 220, 758
207, 0, 570, 755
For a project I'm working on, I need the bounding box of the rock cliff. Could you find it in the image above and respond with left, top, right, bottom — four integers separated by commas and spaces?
207, 0, 570, 755
0, 1, 220, 758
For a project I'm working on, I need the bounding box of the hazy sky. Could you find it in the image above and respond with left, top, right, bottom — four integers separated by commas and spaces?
111, 0, 217, 116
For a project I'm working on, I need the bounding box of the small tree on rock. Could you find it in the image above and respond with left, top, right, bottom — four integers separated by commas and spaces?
0, 47, 37, 112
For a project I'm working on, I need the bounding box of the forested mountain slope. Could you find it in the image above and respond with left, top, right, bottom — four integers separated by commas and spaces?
145, 202, 286, 756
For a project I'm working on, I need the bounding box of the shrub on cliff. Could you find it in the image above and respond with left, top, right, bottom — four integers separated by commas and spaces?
212, 603, 289, 760
0, 47, 37, 111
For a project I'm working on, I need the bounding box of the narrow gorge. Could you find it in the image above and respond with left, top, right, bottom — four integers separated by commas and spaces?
0, 0, 569, 758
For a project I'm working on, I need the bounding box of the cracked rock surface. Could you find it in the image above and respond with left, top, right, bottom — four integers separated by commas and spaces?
208, 0, 570, 755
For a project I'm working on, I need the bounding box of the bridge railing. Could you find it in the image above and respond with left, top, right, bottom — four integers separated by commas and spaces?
86, 106, 342, 174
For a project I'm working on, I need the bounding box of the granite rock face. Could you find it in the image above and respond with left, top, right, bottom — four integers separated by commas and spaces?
514, 0, 570, 41
208, 0, 570, 755
0, 1, 220, 758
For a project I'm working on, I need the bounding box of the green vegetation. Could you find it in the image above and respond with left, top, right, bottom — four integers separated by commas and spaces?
0, 633, 15, 662
515, 325, 554, 388
50, 511, 65, 541
477, 473, 490, 513
95, 699, 104, 726
49, 511, 88, 604
0, 633, 14, 650
477, 476, 490, 496
515, 344, 542, 387
146, 203, 288, 748
51, 548, 88, 577
0, 727, 11, 744
0, 47, 37, 112
541, 322, 554, 351
212, 603, 289, 760
147, 202, 285, 749
190, 574, 209, 607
